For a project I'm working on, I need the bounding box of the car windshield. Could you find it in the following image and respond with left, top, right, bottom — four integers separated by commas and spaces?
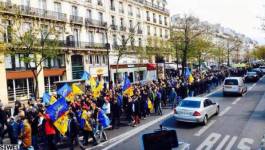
224, 79, 238, 85
247, 72, 256, 76
179, 100, 201, 108
260, 67, 265, 69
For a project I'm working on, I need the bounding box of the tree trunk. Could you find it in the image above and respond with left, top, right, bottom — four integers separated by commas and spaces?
227, 49, 230, 67
182, 40, 188, 76
175, 45, 179, 70
31, 69, 38, 100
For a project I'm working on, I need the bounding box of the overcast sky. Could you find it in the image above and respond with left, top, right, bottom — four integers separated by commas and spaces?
167, 0, 265, 44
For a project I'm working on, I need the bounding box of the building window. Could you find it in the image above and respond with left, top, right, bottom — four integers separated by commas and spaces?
113, 34, 117, 46
110, 0, 115, 11
160, 28, 163, 38
138, 38, 142, 46
119, 1, 124, 13
146, 11, 150, 21
39, 0, 46, 10
164, 17, 168, 25
72, 6, 78, 16
45, 76, 61, 93
44, 55, 65, 68
153, 13, 156, 23
111, 16, 115, 25
5, 54, 12, 69
129, 20, 133, 29
89, 55, 94, 64
159, 15, 162, 24
154, 27, 157, 36
98, 0, 103, 6
98, 12, 103, 22
102, 55, 107, 64
95, 55, 100, 64
120, 18, 124, 27
7, 78, 34, 101
137, 7, 141, 18
88, 31, 94, 43
87, 9, 92, 19
128, 5, 133, 16
21, 0, 30, 7
54, 2, 61, 13
147, 26, 150, 35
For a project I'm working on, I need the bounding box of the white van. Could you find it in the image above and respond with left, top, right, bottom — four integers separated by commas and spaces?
223, 77, 247, 96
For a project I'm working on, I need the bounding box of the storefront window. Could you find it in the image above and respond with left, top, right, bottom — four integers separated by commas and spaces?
7, 78, 34, 101
45, 76, 61, 93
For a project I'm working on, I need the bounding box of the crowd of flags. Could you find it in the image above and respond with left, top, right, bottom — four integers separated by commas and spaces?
41, 71, 111, 135
42, 68, 195, 135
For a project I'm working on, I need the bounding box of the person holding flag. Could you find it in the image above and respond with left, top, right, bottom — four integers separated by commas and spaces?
122, 75, 134, 97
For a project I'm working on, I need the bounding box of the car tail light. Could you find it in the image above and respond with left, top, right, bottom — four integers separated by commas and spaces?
193, 111, 201, 116
174, 108, 177, 114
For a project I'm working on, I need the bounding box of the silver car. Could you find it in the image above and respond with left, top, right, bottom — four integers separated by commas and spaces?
174, 97, 219, 125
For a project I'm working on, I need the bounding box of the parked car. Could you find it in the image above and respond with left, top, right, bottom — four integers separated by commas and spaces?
259, 66, 265, 74
245, 72, 259, 82
251, 68, 263, 77
174, 97, 219, 125
223, 77, 247, 96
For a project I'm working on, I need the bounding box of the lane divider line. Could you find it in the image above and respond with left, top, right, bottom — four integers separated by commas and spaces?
218, 106, 232, 117
89, 112, 173, 150
194, 120, 216, 136
232, 98, 241, 105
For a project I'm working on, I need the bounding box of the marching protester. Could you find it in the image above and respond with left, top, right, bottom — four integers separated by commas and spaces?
0, 67, 236, 149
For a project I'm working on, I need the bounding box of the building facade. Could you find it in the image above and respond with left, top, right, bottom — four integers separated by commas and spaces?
0, 0, 171, 105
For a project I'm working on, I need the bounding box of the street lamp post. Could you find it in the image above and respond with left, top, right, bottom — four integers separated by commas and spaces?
104, 25, 111, 89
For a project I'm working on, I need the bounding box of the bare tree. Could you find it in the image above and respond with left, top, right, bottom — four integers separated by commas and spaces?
0, 9, 62, 98
171, 14, 210, 75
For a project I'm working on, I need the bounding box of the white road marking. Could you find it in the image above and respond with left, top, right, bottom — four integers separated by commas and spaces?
196, 132, 221, 150
232, 98, 241, 105
216, 135, 230, 150
237, 138, 254, 150
218, 106, 232, 117
92, 112, 173, 150
194, 120, 216, 136
197, 132, 254, 150
225, 136, 238, 150
205, 87, 222, 97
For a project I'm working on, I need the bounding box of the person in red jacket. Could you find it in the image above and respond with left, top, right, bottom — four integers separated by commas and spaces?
43, 114, 57, 150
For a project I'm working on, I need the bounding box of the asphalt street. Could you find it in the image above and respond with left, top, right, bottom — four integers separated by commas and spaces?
94, 76, 265, 150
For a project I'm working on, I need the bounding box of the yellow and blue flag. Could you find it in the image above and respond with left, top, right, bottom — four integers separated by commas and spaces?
65, 92, 75, 103
72, 84, 83, 95
184, 67, 194, 83
53, 111, 69, 136
122, 76, 134, 97
57, 84, 72, 97
93, 81, 104, 98
42, 93, 57, 105
46, 97, 69, 122
81, 71, 90, 80
89, 77, 97, 90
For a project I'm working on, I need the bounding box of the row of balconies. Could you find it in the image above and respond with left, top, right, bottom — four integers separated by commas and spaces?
110, 25, 143, 34
146, 16, 168, 26
57, 40, 107, 49
133, 0, 169, 14
144, 1, 169, 14
0, 1, 106, 28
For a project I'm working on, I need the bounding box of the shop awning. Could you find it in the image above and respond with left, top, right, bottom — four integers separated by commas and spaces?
44, 69, 66, 77
6, 68, 66, 80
